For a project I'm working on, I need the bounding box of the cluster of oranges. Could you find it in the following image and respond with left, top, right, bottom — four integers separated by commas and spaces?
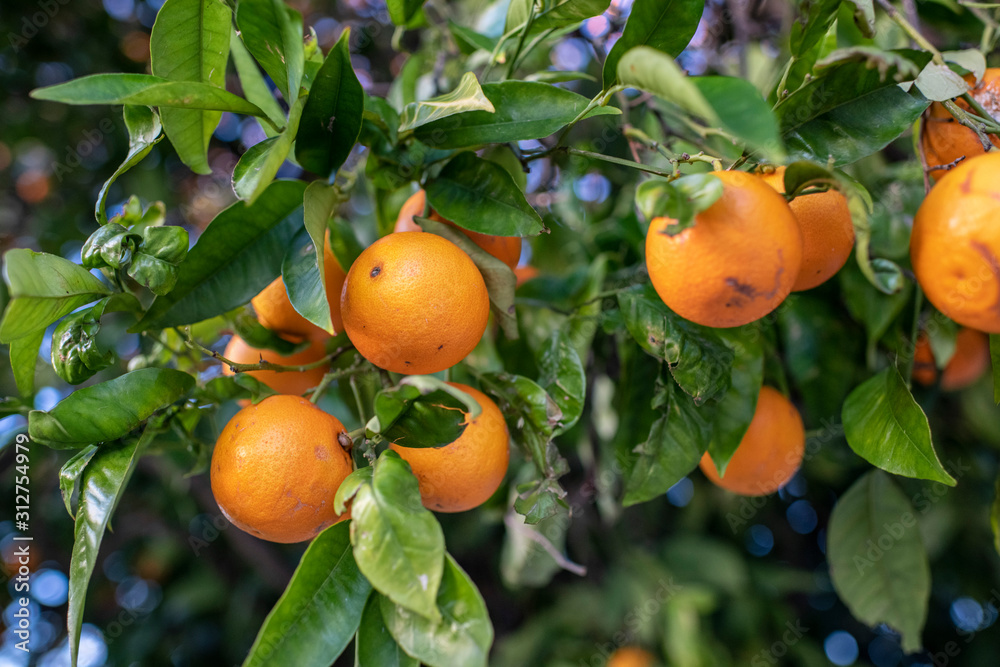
211, 193, 517, 543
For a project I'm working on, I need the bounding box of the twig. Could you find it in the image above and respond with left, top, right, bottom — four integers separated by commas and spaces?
504, 510, 587, 577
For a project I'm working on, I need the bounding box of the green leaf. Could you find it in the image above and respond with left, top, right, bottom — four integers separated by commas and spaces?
279, 234, 330, 326
132, 180, 306, 331
425, 152, 543, 237
502, 494, 570, 586
351, 451, 446, 622
58, 445, 98, 519
827, 470, 930, 653
28, 368, 195, 448
367, 376, 475, 447
387, 0, 425, 25
96, 106, 163, 223
506, 0, 610, 32
381, 555, 493, 667
692, 76, 785, 160
355, 593, 419, 667
334, 466, 374, 515
480, 372, 568, 480
775, 51, 932, 165
413, 81, 619, 149
840, 261, 911, 366
295, 29, 364, 178
447, 20, 497, 54
634, 174, 723, 234
913, 61, 970, 102
399, 72, 494, 133
10, 328, 44, 396
623, 379, 712, 506
232, 96, 302, 204
0, 249, 112, 343
31, 74, 268, 116
243, 522, 371, 667
617, 46, 717, 121
842, 367, 956, 486
150, 0, 232, 174
236, 0, 304, 104
617, 284, 733, 404
602, 0, 704, 89
705, 332, 763, 475
231, 306, 309, 355
417, 216, 518, 340
536, 330, 585, 435
67, 434, 144, 667
229, 28, 286, 135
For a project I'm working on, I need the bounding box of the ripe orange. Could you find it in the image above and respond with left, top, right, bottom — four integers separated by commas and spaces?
760, 166, 854, 291
645, 170, 802, 328
921, 68, 1000, 180
912, 327, 990, 391
340, 232, 490, 375
910, 152, 1000, 332
389, 383, 509, 512
699, 386, 805, 496
251, 236, 347, 338
211, 395, 353, 543
395, 189, 522, 270
222, 334, 329, 396
607, 647, 656, 667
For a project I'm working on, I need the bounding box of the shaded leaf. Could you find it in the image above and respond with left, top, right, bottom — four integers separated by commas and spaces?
229, 28, 286, 134
96, 106, 163, 223
355, 593, 419, 667
236, 0, 304, 104
603, 0, 704, 88
58, 445, 99, 519
536, 330, 586, 435
367, 376, 476, 447
9, 328, 45, 397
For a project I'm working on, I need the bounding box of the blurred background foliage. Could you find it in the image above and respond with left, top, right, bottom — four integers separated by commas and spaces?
2, 0, 1000, 665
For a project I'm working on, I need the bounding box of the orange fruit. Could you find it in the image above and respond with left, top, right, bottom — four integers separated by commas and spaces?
395, 190, 522, 270
912, 327, 990, 390
608, 647, 656, 667
760, 166, 854, 291
514, 264, 539, 287
211, 395, 353, 543
921, 68, 1000, 180
222, 335, 329, 396
699, 386, 805, 496
340, 232, 490, 375
389, 382, 509, 512
645, 170, 802, 328
251, 236, 347, 338
911, 152, 1000, 332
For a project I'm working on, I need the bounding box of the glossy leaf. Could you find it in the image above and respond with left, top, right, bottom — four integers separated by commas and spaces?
355, 593, 419, 667
296, 29, 364, 178
399, 72, 494, 133
617, 46, 717, 121
58, 445, 98, 519
447, 20, 497, 54
232, 94, 301, 204
506, 0, 610, 33
634, 174, 722, 234
67, 434, 144, 667
913, 62, 970, 102
9, 328, 44, 397
0, 249, 112, 344
828, 470, 930, 653
602, 0, 704, 88
229, 29, 286, 134
236, 0, 304, 104
692, 76, 785, 160
381, 555, 493, 667
425, 152, 543, 237
132, 180, 306, 331
842, 367, 956, 486
414, 81, 618, 149
840, 263, 912, 366
480, 372, 568, 480
623, 379, 712, 506
31, 74, 267, 116
775, 52, 931, 165
350, 451, 446, 622
618, 284, 733, 404
367, 376, 476, 447
243, 522, 371, 667
536, 330, 586, 435
149, 0, 231, 174
28, 368, 195, 448
96, 106, 163, 223
705, 332, 763, 475
231, 307, 309, 355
